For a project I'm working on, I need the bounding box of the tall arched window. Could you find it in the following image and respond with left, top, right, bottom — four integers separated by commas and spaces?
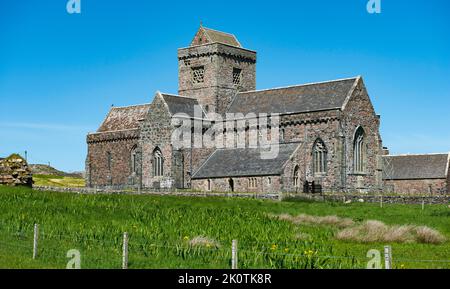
293, 165, 300, 187
313, 139, 327, 175
280, 127, 285, 143
107, 152, 112, 171
131, 146, 137, 173
153, 148, 164, 177
353, 127, 365, 173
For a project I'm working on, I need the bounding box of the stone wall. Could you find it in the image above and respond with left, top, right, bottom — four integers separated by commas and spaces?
86, 129, 139, 187
341, 78, 383, 193
383, 179, 448, 195
184, 147, 215, 188
31, 186, 450, 204
192, 175, 282, 193
0, 154, 32, 186
139, 94, 174, 189
447, 159, 450, 193
281, 111, 342, 192
320, 194, 450, 205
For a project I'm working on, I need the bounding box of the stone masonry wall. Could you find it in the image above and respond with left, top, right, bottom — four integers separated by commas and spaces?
178, 43, 256, 115
384, 179, 448, 195
341, 78, 383, 193
447, 159, 450, 193
281, 111, 342, 192
192, 175, 281, 193
86, 129, 139, 187
139, 94, 175, 188
184, 147, 215, 188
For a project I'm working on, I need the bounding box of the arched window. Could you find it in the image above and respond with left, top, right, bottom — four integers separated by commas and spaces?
153, 148, 164, 177
313, 139, 327, 175
131, 146, 137, 173
248, 178, 257, 188
280, 127, 285, 143
353, 127, 365, 173
107, 152, 112, 171
293, 165, 300, 187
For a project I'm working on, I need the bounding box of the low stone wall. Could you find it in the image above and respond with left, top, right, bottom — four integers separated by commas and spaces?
32, 186, 281, 200
31, 186, 450, 204
283, 193, 450, 205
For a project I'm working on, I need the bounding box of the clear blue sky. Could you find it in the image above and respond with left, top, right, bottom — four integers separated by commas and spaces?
1, 0, 449, 172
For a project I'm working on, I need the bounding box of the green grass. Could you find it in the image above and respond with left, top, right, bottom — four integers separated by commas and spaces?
33, 174, 85, 187
0, 185, 448, 269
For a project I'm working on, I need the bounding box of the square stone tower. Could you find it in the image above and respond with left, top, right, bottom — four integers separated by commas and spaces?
178, 26, 257, 115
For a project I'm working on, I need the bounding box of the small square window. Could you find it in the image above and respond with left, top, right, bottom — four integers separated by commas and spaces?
232, 68, 242, 85
192, 66, 205, 84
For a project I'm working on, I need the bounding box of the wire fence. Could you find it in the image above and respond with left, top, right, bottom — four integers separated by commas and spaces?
0, 224, 449, 269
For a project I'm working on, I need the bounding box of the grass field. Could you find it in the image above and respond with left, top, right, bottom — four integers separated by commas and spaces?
32, 174, 85, 187
0, 185, 449, 269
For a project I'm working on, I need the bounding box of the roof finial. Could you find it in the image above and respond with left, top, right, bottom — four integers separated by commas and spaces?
200, 20, 203, 28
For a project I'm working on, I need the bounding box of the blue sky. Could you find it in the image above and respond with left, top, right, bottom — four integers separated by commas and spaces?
0, 0, 449, 172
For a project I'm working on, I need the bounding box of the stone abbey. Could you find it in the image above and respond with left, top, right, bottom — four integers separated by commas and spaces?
85, 26, 450, 195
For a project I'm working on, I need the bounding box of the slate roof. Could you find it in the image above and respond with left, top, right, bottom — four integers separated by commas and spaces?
227, 77, 358, 115
161, 93, 206, 118
382, 154, 450, 180
192, 142, 301, 179
97, 104, 151, 132
200, 27, 241, 47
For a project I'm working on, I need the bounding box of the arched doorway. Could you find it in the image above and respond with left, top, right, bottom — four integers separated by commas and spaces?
228, 178, 234, 192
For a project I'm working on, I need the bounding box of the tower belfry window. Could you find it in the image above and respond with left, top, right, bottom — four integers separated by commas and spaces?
232, 68, 242, 85
192, 66, 205, 84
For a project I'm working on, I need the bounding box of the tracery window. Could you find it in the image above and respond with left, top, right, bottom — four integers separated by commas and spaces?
353, 127, 366, 173
313, 139, 327, 175
192, 66, 205, 84
153, 148, 164, 177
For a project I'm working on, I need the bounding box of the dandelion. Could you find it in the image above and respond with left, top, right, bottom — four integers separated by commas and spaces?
304, 249, 316, 258
270, 244, 277, 251
183, 236, 189, 241
284, 248, 289, 253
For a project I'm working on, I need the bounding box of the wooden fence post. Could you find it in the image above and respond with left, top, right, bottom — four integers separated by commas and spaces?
33, 224, 39, 259
122, 232, 129, 269
422, 199, 425, 211
231, 239, 238, 269
384, 245, 392, 269
380, 195, 383, 208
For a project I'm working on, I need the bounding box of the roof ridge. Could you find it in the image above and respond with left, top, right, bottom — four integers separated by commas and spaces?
384, 153, 449, 157
90, 128, 139, 135
160, 92, 198, 100
213, 141, 301, 151
111, 103, 152, 109
238, 76, 360, 95
202, 26, 236, 37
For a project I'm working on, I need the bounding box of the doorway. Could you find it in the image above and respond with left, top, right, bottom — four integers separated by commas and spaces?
228, 178, 234, 192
